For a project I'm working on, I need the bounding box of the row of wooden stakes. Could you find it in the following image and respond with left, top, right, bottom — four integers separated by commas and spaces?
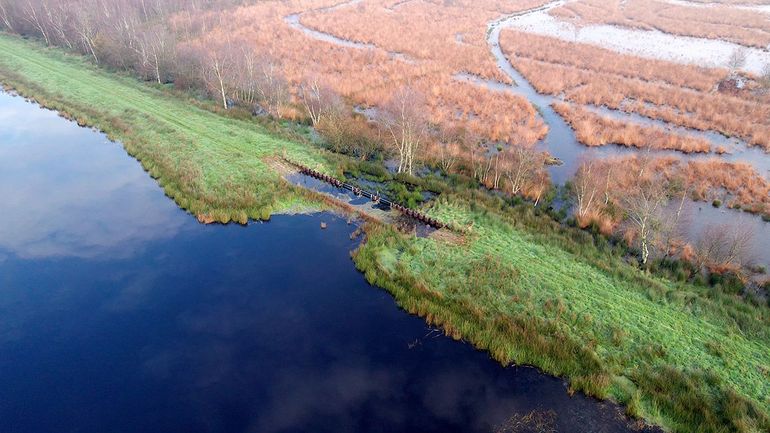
287, 159, 445, 229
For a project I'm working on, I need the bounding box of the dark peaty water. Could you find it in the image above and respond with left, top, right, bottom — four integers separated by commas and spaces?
0, 91, 656, 433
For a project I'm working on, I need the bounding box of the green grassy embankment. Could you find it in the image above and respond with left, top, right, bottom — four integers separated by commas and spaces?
355, 201, 770, 432
0, 35, 328, 223
1, 34, 768, 433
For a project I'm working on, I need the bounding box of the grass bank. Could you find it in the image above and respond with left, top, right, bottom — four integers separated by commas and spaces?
0, 35, 330, 223
1, 34, 768, 433
355, 200, 770, 432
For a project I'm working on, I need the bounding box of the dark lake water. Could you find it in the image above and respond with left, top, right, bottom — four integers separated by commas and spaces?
0, 90, 656, 433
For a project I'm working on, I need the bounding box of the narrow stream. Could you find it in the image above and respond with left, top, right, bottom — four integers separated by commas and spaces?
486, 1, 584, 185
0, 90, 664, 432
285, 13, 374, 51
285, 0, 414, 63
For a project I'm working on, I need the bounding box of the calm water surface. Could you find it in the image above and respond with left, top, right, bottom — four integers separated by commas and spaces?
0, 91, 655, 433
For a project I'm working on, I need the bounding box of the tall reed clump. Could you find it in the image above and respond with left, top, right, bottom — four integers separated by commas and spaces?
553, 102, 712, 153
629, 366, 770, 433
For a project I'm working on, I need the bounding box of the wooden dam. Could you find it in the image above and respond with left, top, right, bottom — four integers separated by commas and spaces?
284, 158, 446, 230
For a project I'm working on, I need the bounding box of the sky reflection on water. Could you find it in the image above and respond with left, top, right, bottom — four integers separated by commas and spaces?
0, 91, 183, 260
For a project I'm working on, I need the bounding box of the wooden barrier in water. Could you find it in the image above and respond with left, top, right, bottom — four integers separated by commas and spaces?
284, 158, 445, 229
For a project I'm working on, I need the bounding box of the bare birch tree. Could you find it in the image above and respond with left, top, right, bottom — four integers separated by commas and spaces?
601, 163, 614, 205
299, 76, 340, 127
135, 23, 175, 83
479, 149, 494, 186
431, 125, 465, 174
381, 86, 427, 176
621, 173, 669, 265
572, 158, 602, 220
661, 172, 693, 258
193, 38, 234, 109
727, 47, 748, 73
42, 0, 73, 49
696, 223, 755, 270
71, 4, 100, 63
503, 145, 540, 195
468, 138, 487, 182
437, 138, 460, 175
232, 46, 259, 107
492, 152, 503, 190
255, 56, 289, 118
23, 0, 50, 45
0, 0, 15, 31
530, 169, 550, 206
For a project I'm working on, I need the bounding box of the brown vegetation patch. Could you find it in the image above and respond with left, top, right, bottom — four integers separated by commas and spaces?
550, 0, 770, 49
494, 409, 557, 433
585, 155, 770, 221
176, 0, 549, 146
499, 29, 724, 91
169, 0, 555, 201
500, 30, 770, 150
428, 228, 466, 245
553, 102, 712, 153
263, 156, 299, 177
684, 159, 770, 216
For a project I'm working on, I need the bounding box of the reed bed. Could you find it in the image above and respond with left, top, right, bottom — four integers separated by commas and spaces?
550, 0, 770, 49
585, 155, 770, 220
500, 30, 770, 150
553, 102, 713, 153
177, 0, 548, 146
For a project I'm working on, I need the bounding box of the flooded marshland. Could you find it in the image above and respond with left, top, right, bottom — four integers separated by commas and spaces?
289, 0, 770, 268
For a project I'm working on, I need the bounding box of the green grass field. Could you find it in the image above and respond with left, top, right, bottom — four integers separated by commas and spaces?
1, 34, 768, 433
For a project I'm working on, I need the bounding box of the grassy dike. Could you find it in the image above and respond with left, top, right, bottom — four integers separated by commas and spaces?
0, 35, 331, 223
1, 34, 768, 433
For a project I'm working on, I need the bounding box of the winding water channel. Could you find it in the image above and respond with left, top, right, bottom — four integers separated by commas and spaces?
484, 0, 770, 181
0, 90, 666, 432
285, 0, 415, 63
